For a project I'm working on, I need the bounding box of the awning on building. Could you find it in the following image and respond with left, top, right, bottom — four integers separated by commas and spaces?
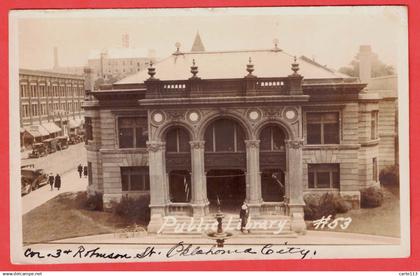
42, 122, 62, 134
68, 119, 82, 129
23, 125, 50, 138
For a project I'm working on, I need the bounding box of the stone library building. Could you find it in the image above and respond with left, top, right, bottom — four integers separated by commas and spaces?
83, 37, 397, 234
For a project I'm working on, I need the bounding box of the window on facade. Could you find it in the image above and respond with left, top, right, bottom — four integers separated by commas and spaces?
121, 166, 150, 192
372, 157, 378, 181
260, 126, 286, 151
371, 111, 379, 140
307, 112, 340, 144
85, 117, 93, 144
261, 169, 285, 202
204, 119, 245, 152
169, 170, 191, 202
118, 117, 148, 148
166, 127, 190, 153
308, 164, 340, 189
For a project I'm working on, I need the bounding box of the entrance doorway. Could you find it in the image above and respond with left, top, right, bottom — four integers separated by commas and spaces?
206, 169, 246, 213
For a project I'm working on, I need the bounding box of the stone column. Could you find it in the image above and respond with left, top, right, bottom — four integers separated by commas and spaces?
245, 140, 262, 215
189, 140, 209, 216
146, 141, 168, 233
285, 139, 306, 234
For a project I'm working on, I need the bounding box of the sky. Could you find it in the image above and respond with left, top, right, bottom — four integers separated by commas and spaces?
13, 6, 407, 71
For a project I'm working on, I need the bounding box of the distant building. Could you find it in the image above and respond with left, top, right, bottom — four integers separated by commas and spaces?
359, 45, 399, 170
87, 34, 156, 86
87, 48, 155, 84
19, 69, 85, 148
48, 47, 85, 76
191, 32, 205, 52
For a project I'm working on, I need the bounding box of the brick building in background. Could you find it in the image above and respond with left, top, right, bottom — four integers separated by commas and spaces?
19, 69, 85, 148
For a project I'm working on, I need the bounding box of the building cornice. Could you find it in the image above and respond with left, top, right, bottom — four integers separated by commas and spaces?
138, 95, 310, 108
19, 68, 84, 80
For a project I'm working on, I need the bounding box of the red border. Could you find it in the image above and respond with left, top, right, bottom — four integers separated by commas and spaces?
1, 0, 418, 271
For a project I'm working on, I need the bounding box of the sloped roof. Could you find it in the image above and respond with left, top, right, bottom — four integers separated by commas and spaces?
117, 49, 352, 85
191, 32, 205, 52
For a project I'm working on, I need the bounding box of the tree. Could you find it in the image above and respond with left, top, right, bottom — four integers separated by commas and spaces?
339, 51, 394, 78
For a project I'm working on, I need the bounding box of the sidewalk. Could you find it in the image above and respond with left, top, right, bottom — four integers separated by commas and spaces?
22, 169, 88, 215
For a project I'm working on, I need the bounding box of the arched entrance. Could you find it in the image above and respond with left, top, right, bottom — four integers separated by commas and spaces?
259, 124, 287, 202
203, 118, 247, 212
165, 126, 192, 203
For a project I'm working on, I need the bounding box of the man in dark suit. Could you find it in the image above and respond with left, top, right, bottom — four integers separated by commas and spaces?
239, 202, 250, 233
54, 174, 61, 191
48, 173, 54, 191
77, 164, 83, 178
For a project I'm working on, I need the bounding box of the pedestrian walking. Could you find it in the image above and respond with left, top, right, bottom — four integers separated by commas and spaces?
77, 164, 83, 178
48, 173, 54, 191
239, 202, 250, 233
54, 173, 61, 191
83, 165, 88, 178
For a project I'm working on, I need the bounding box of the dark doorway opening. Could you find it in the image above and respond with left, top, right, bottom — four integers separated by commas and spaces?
206, 169, 246, 213
169, 170, 191, 203
261, 169, 285, 202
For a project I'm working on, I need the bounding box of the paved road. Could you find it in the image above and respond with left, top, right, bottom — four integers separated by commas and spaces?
21, 143, 87, 176
21, 143, 88, 214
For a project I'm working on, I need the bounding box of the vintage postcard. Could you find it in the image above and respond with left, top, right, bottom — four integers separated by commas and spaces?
9, 6, 409, 264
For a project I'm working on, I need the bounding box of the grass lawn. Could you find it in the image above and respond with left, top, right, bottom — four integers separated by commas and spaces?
22, 192, 147, 244
306, 186, 400, 237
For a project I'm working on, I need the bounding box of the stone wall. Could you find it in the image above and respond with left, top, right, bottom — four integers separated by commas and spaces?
378, 99, 397, 169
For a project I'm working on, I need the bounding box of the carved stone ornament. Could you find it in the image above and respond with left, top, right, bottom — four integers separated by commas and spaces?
248, 109, 261, 121
245, 140, 260, 149
187, 111, 200, 122
189, 140, 205, 149
167, 110, 184, 120
285, 139, 304, 149
263, 108, 282, 118
146, 142, 165, 152
152, 112, 165, 124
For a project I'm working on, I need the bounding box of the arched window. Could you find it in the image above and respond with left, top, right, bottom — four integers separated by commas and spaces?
166, 127, 190, 153
260, 125, 286, 151
169, 170, 191, 203
204, 119, 245, 152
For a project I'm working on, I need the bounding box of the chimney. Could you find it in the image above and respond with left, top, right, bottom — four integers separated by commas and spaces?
83, 67, 94, 92
53, 47, 59, 69
358, 45, 372, 83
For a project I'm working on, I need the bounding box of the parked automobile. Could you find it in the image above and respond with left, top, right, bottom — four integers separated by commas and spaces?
57, 135, 69, 150
28, 143, 48, 158
43, 138, 58, 153
21, 167, 49, 196
69, 133, 85, 145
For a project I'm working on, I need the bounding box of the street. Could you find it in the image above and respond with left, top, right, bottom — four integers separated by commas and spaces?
21, 143, 87, 176
21, 143, 88, 214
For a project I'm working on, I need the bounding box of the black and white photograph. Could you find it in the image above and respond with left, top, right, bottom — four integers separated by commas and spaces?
9, 6, 409, 263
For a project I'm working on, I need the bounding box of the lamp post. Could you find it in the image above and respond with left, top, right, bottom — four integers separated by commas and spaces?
207, 195, 233, 248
